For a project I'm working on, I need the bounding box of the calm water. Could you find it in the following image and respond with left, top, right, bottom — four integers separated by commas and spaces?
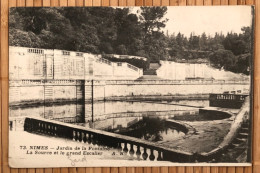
10, 100, 209, 118
9, 100, 209, 135
85, 116, 186, 142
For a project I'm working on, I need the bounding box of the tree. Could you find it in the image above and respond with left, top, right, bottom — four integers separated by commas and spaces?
139, 7, 168, 35
209, 49, 236, 71
199, 32, 207, 50
235, 53, 251, 75
139, 7, 168, 62
114, 9, 143, 55
240, 26, 252, 53
188, 33, 200, 50
222, 32, 247, 55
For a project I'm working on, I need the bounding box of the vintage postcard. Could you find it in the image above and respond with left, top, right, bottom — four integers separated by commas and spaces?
8, 6, 254, 167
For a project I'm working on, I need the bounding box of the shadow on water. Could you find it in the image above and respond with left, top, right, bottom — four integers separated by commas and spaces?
89, 116, 186, 142
172, 112, 232, 121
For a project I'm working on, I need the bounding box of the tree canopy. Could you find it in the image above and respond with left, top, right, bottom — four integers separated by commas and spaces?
9, 7, 169, 66
166, 26, 252, 75
10, 7, 252, 74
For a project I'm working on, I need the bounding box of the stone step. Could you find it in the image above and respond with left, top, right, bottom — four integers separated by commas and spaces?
228, 143, 239, 149
236, 138, 247, 142
241, 128, 249, 133
238, 133, 248, 138
231, 143, 240, 148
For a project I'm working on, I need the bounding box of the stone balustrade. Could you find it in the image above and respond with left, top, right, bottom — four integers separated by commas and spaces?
9, 79, 250, 87
209, 94, 248, 108
200, 96, 250, 162
24, 117, 194, 162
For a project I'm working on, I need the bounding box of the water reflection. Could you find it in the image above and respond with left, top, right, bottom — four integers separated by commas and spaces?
86, 116, 185, 142
9, 100, 208, 132
10, 100, 206, 118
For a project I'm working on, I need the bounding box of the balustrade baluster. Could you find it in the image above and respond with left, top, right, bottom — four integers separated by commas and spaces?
83, 132, 87, 143
48, 124, 51, 134
44, 123, 48, 134
29, 119, 33, 132
40, 122, 44, 133
41, 123, 45, 133
74, 130, 78, 141
129, 144, 134, 156
54, 126, 57, 136
123, 142, 128, 153
56, 125, 60, 137
37, 122, 40, 132
142, 148, 148, 160
32, 120, 37, 132
136, 146, 141, 160
157, 151, 162, 161
50, 125, 54, 135
87, 133, 91, 144
45, 124, 48, 134
37, 122, 41, 133
47, 124, 51, 134
117, 142, 122, 151
41, 123, 44, 133
50, 124, 53, 134
79, 131, 83, 142
53, 125, 56, 136
149, 149, 155, 161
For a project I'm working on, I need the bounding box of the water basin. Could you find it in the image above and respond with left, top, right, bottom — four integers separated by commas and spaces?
86, 116, 186, 142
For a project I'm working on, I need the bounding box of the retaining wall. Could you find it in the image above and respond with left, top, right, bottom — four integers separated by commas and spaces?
9, 80, 250, 105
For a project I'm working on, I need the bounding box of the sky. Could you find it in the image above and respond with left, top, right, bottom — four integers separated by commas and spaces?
130, 6, 253, 37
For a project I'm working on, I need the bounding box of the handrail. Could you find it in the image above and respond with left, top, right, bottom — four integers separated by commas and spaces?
9, 79, 250, 87
209, 94, 248, 108
24, 116, 194, 162
200, 97, 250, 161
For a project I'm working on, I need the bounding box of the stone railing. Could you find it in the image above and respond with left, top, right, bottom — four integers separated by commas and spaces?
24, 117, 194, 162
97, 58, 112, 65
9, 79, 250, 87
209, 94, 248, 109
9, 79, 85, 87
51, 116, 85, 123
210, 94, 247, 101
199, 96, 250, 161
104, 79, 250, 85
127, 63, 139, 71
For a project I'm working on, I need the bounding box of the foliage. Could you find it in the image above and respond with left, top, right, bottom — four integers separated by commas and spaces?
9, 7, 252, 74
9, 7, 168, 67
166, 26, 252, 74
209, 49, 236, 70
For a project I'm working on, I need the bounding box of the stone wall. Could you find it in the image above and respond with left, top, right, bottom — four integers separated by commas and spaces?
157, 60, 250, 80
9, 46, 143, 80
9, 80, 250, 105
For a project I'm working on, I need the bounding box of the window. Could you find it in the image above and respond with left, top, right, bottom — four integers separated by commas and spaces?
62, 51, 70, 56
28, 48, 44, 54
76, 52, 83, 57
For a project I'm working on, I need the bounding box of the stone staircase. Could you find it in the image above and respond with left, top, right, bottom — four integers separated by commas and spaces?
219, 120, 250, 162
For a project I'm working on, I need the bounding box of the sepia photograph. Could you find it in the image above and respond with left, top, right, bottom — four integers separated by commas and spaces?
8, 6, 254, 167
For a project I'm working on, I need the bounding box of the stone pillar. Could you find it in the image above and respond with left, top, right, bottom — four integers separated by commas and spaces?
76, 80, 86, 123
